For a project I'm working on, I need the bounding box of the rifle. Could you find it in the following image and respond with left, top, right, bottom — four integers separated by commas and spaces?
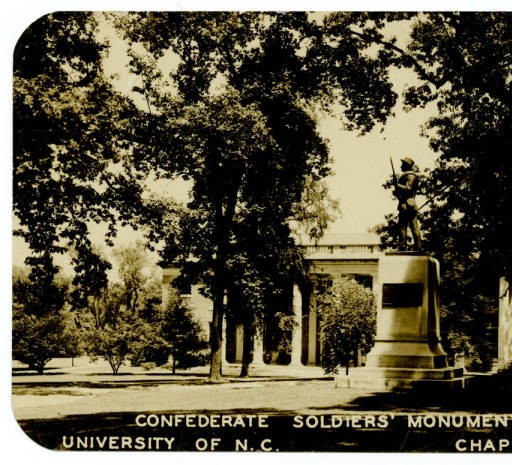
390, 157, 398, 190
417, 184, 450, 211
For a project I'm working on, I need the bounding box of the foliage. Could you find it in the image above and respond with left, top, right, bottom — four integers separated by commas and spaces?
12, 305, 73, 374
370, 13, 511, 369
224, 240, 305, 375
59, 308, 84, 361
12, 267, 77, 373
317, 277, 377, 375
112, 242, 161, 314
292, 176, 340, 242
12, 264, 68, 317
68, 242, 161, 331
80, 306, 162, 375
113, 11, 396, 378
159, 289, 209, 374
13, 12, 122, 349
14, 12, 398, 379
264, 311, 297, 364
445, 329, 480, 368
13, 12, 133, 283
75, 245, 167, 374
440, 293, 497, 371
403, 13, 512, 284
72, 244, 206, 375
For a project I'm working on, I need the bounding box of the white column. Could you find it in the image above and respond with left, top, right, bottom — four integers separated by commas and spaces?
222, 315, 229, 366
307, 296, 317, 366
222, 294, 229, 366
235, 324, 244, 362
371, 273, 379, 293
162, 283, 169, 308
290, 284, 303, 366
498, 277, 512, 366
252, 333, 265, 365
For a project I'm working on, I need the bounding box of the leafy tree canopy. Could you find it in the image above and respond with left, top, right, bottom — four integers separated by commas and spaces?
369, 13, 512, 368
370, 13, 512, 283
111, 11, 397, 377
14, 12, 398, 378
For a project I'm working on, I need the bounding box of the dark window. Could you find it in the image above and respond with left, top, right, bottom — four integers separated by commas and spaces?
354, 275, 373, 290
172, 278, 192, 295
315, 276, 333, 295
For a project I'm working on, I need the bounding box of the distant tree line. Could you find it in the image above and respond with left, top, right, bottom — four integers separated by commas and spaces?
12, 245, 207, 375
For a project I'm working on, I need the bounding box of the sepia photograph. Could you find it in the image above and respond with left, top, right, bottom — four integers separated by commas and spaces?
9, 5, 512, 455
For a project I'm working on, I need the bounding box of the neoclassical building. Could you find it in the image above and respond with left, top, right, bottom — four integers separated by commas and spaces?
162, 233, 382, 367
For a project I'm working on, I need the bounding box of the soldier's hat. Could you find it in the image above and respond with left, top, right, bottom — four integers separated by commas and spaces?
400, 157, 415, 168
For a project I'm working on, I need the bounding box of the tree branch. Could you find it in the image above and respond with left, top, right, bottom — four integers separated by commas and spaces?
349, 29, 448, 88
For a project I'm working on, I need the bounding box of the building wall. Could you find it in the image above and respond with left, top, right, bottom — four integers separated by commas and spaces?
498, 277, 512, 367
162, 267, 212, 335
162, 234, 382, 365
162, 244, 509, 370
162, 252, 381, 366
308, 260, 379, 293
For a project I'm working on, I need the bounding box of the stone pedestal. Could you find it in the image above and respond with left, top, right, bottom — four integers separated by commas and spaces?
338, 253, 465, 391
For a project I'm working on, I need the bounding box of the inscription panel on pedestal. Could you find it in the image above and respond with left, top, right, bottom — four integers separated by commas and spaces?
382, 283, 423, 308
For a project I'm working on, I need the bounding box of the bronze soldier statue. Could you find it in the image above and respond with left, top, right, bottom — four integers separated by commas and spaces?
392, 157, 422, 251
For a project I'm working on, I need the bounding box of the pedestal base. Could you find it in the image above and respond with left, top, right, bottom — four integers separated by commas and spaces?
335, 366, 466, 391
365, 341, 448, 368
336, 253, 466, 392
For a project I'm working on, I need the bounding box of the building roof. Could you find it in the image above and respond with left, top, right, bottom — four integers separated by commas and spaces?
297, 233, 380, 247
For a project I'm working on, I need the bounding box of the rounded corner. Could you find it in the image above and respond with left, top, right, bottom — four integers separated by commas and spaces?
9, 401, 56, 453
13, 11, 62, 66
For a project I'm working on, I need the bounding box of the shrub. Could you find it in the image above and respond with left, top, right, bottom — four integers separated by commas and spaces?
317, 277, 376, 375
12, 305, 69, 374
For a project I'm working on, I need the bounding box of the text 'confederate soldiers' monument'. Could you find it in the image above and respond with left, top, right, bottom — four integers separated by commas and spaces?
336, 156, 465, 391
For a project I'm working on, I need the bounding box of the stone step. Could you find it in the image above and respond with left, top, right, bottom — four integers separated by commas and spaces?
366, 354, 449, 369
348, 366, 464, 381
346, 377, 466, 391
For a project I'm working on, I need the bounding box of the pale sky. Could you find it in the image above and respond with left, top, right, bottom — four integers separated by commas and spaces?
323, 76, 436, 233
96, 13, 438, 236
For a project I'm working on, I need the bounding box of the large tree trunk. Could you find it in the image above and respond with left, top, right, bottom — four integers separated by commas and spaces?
209, 210, 226, 381
209, 292, 224, 380
208, 162, 242, 381
36, 363, 45, 375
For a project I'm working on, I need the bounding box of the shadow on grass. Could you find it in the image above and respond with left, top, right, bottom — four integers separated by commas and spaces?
12, 373, 333, 390
13, 369, 512, 452
12, 369, 71, 376
310, 371, 512, 414
13, 388, 90, 396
